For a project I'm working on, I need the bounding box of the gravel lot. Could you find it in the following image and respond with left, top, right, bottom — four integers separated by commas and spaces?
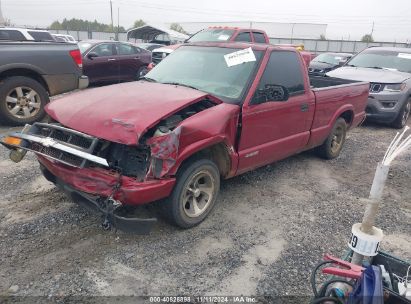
0, 117, 410, 302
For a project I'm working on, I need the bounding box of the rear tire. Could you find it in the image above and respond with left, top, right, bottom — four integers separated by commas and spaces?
317, 118, 347, 159
0, 76, 49, 126
163, 159, 220, 229
391, 98, 411, 129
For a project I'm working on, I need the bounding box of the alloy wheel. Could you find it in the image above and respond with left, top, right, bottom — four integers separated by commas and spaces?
182, 170, 215, 218
5, 86, 41, 119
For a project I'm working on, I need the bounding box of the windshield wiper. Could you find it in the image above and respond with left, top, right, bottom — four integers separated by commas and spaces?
365, 66, 383, 69
141, 76, 157, 82
162, 82, 199, 90
346, 64, 357, 67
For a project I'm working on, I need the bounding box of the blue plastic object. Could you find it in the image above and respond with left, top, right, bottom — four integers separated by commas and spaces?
349, 265, 384, 304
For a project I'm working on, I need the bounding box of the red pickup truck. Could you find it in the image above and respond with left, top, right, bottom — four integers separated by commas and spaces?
152, 27, 312, 67
1, 43, 369, 233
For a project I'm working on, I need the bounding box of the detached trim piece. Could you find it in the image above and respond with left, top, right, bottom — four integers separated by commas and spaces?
3, 122, 109, 168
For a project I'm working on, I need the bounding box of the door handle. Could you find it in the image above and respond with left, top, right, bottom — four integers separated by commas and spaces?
108, 58, 116, 61
300, 103, 309, 112
134, 57, 140, 60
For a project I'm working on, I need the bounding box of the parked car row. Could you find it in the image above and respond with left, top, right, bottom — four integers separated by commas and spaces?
326, 47, 411, 129
308, 47, 411, 128
1, 25, 410, 130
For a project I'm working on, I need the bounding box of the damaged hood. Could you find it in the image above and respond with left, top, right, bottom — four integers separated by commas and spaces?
46, 82, 220, 145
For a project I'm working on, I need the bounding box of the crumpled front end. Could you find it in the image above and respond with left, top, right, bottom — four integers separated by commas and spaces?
0, 97, 236, 232
1, 122, 177, 205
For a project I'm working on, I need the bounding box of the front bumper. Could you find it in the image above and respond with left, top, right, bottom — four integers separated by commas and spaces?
40, 164, 157, 234
365, 91, 408, 123
38, 155, 176, 206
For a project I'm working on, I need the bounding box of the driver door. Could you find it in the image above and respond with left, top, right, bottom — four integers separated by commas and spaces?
237, 50, 315, 174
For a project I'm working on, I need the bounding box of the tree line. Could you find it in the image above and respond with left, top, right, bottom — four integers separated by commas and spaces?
48, 18, 188, 34
49, 18, 126, 32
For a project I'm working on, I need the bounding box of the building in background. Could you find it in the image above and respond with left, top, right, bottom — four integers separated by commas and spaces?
166, 21, 327, 39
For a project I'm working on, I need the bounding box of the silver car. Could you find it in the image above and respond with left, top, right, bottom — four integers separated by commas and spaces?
326, 47, 411, 128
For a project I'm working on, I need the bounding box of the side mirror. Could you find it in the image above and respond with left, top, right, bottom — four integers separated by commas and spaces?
253, 84, 289, 104
87, 52, 98, 59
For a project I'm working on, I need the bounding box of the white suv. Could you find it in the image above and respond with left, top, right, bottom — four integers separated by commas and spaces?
0, 27, 55, 41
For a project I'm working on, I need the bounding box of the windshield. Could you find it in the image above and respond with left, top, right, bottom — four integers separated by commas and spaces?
78, 42, 93, 54
145, 46, 263, 102
187, 29, 235, 43
347, 50, 411, 73
313, 53, 348, 65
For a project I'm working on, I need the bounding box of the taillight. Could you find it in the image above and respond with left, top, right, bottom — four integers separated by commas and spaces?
69, 49, 83, 68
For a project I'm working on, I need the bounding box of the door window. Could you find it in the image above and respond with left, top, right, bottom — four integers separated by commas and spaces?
117, 43, 140, 55
0, 30, 26, 40
252, 51, 305, 103
91, 43, 114, 56
234, 32, 252, 42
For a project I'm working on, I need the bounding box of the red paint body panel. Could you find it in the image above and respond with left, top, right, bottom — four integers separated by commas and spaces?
307, 83, 368, 148
46, 82, 220, 145
31, 43, 369, 207
38, 155, 176, 205
168, 103, 240, 177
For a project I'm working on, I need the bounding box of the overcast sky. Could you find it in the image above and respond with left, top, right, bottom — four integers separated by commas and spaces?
2, 0, 411, 42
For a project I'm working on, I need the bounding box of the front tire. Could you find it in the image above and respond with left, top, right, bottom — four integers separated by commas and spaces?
391, 98, 411, 129
0, 76, 49, 126
164, 159, 220, 228
317, 118, 347, 159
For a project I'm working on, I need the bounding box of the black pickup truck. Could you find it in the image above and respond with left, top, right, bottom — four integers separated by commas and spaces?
0, 41, 88, 125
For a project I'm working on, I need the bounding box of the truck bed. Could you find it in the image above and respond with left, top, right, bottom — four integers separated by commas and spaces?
309, 75, 363, 89
307, 76, 370, 148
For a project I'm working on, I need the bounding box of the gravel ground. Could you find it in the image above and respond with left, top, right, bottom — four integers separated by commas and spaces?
0, 119, 410, 303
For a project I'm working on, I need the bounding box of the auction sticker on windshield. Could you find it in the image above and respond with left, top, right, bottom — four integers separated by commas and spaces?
218, 34, 230, 41
224, 47, 256, 67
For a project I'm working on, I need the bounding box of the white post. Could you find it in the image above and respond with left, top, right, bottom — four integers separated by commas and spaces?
350, 127, 411, 265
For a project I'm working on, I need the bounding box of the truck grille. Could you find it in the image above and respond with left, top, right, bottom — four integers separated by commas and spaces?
13, 123, 109, 168
31, 142, 84, 167
35, 123, 94, 150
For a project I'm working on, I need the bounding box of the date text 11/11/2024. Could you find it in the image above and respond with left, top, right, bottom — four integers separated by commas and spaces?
149, 296, 257, 303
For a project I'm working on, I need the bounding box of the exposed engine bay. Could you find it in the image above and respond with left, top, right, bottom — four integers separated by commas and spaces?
102, 98, 217, 180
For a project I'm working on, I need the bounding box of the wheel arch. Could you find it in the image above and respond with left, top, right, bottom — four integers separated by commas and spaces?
0, 68, 50, 94
173, 141, 233, 179
338, 109, 354, 126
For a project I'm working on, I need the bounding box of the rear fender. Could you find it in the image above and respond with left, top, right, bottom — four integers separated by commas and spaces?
308, 104, 355, 148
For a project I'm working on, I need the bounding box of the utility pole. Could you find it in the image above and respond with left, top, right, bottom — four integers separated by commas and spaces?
0, 0, 6, 26
371, 21, 375, 36
117, 7, 119, 41
110, 0, 114, 34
